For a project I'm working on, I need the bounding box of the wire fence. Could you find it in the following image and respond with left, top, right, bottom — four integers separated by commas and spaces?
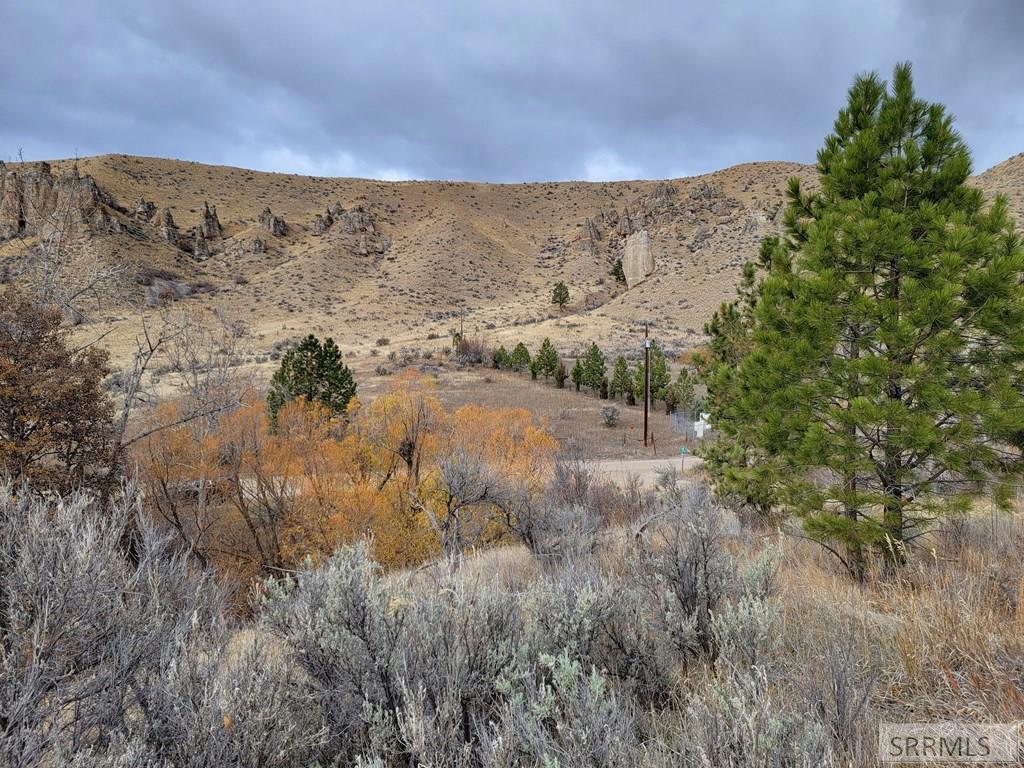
668, 409, 715, 442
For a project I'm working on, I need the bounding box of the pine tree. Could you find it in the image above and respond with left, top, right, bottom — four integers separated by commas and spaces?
570, 359, 584, 392
509, 342, 532, 373
529, 359, 539, 380
694, 258, 769, 521
492, 345, 509, 369
664, 368, 697, 415
632, 360, 646, 405
536, 337, 559, 380
268, 334, 356, 423
663, 387, 678, 415
610, 356, 632, 400
610, 259, 626, 284
648, 341, 671, 401
581, 342, 606, 393
674, 368, 696, 413
703, 63, 1024, 576
551, 281, 570, 310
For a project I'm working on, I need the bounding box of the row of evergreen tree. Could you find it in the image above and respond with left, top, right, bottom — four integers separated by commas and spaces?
492, 337, 697, 414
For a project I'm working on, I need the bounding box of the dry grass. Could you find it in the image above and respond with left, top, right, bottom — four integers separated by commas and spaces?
6, 154, 821, 368
2, 152, 1019, 383
356, 366, 691, 460
778, 514, 1024, 732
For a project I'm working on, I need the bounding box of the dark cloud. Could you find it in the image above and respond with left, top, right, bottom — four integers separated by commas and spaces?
1, 1, 1021, 181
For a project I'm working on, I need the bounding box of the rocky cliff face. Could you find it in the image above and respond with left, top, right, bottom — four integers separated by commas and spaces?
622, 230, 655, 288
0, 161, 117, 242
570, 182, 682, 265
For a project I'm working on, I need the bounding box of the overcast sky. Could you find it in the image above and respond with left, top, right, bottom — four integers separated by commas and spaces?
2, 1, 1021, 182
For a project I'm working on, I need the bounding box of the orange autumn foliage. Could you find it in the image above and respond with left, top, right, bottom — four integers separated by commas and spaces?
135, 371, 557, 582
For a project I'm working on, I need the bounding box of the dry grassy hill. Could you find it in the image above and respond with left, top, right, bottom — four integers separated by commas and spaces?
1, 152, 1022, 368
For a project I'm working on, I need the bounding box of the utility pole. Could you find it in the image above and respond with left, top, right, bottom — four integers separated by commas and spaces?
643, 323, 651, 447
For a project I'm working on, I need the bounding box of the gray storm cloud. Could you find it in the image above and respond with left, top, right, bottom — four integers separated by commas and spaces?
1, 0, 1021, 181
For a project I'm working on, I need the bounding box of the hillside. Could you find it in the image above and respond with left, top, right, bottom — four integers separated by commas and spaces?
1, 153, 1022, 367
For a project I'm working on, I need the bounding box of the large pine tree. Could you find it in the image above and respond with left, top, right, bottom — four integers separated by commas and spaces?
702, 64, 1024, 575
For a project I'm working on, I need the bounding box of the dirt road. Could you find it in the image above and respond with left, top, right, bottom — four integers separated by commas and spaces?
591, 456, 704, 487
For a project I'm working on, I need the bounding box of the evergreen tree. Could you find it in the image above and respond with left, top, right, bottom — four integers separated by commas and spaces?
663, 387, 678, 415
268, 334, 356, 423
703, 63, 1024, 576
492, 345, 509, 369
536, 337, 559, 380
509, 342, 532, 373
529, 359, 539, 380
648, 341, 671, 401
551, 281, 570, 310
632, 360, 646, 404
581, 342, 606, 393
570, 359, 584, 392
610, 259, 626, 284
663, 369, 697, 415
610, 356, 632, 400
694, 259, 769, 521
674, 368, 696, 413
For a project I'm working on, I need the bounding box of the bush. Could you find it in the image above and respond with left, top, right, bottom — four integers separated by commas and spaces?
0, 290, 114, 494
555, 360, 568, 388
455, 336, 489, 366
0, 483, 322, 767
12, 474, 963, 768
601, 405, 620, 427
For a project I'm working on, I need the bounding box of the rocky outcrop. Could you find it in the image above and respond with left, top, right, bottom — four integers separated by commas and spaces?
133, 197, 157, 221
622, 229, 655, 288
312, 209, 333, 235
338, 205, 375, 234
192, 229, 210, 260
259, 207, 287, 236
690, 224, 710, 251
0, 163, 25, 240
91, 207, 123, 234
200, 201, 222, 239
312, 203, 389, 254
0, 162, 115, 242
153, 208, 179, 244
